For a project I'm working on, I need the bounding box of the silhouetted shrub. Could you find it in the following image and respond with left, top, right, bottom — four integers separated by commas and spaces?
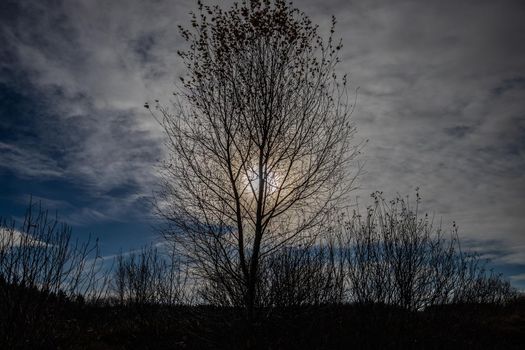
112, 245, 190, 306
0, 200, 108, 348
339, 192, 516, 310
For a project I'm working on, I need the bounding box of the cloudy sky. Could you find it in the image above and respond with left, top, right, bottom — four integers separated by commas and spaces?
1, 0, 524, 287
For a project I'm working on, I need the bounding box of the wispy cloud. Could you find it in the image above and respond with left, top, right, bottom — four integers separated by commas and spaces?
0, 226, 49, 248
510, 273, 525, 282
0, 142, 63, 178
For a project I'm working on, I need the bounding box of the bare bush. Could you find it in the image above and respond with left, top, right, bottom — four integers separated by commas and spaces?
452, 251, 517, 305
0, 200, 108, 346
113, 245, 190, 305
261, 240, 345, 308
339, 192, 516, 310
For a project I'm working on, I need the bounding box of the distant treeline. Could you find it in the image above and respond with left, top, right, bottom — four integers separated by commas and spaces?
0, 195, 519, 348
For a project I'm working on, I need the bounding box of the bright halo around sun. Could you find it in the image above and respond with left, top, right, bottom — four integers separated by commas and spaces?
245, 168, 279, 195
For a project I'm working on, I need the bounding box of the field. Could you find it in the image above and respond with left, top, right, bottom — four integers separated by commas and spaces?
2, 285, 524, 349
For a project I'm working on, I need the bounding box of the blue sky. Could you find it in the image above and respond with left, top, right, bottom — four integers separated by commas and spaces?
1, 0, 524, 288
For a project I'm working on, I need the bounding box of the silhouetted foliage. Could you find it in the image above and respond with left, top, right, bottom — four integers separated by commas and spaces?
112, 245, 191, 306
0, 197, 520, 348
0, 200, 109, 348
339, 192, 516, 310
261, 241, 345, 308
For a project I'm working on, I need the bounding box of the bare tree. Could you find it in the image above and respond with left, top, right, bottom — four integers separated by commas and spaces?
149, 0, 360, 318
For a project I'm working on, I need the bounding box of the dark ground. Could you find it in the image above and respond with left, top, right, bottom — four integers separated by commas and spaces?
2, 291, 524, 349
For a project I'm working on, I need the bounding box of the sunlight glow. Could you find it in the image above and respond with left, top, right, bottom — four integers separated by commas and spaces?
245, 168, 280, 195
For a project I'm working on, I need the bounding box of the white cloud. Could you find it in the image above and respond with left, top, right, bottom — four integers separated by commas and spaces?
0, 226, 48, 248
0, 142, 64, 178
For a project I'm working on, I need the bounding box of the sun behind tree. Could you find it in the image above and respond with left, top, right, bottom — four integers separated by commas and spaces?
151, 0, 360, 319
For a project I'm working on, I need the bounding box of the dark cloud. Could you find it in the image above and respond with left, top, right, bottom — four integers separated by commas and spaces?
492, 76, 525, 96
444, 126, 472, 138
